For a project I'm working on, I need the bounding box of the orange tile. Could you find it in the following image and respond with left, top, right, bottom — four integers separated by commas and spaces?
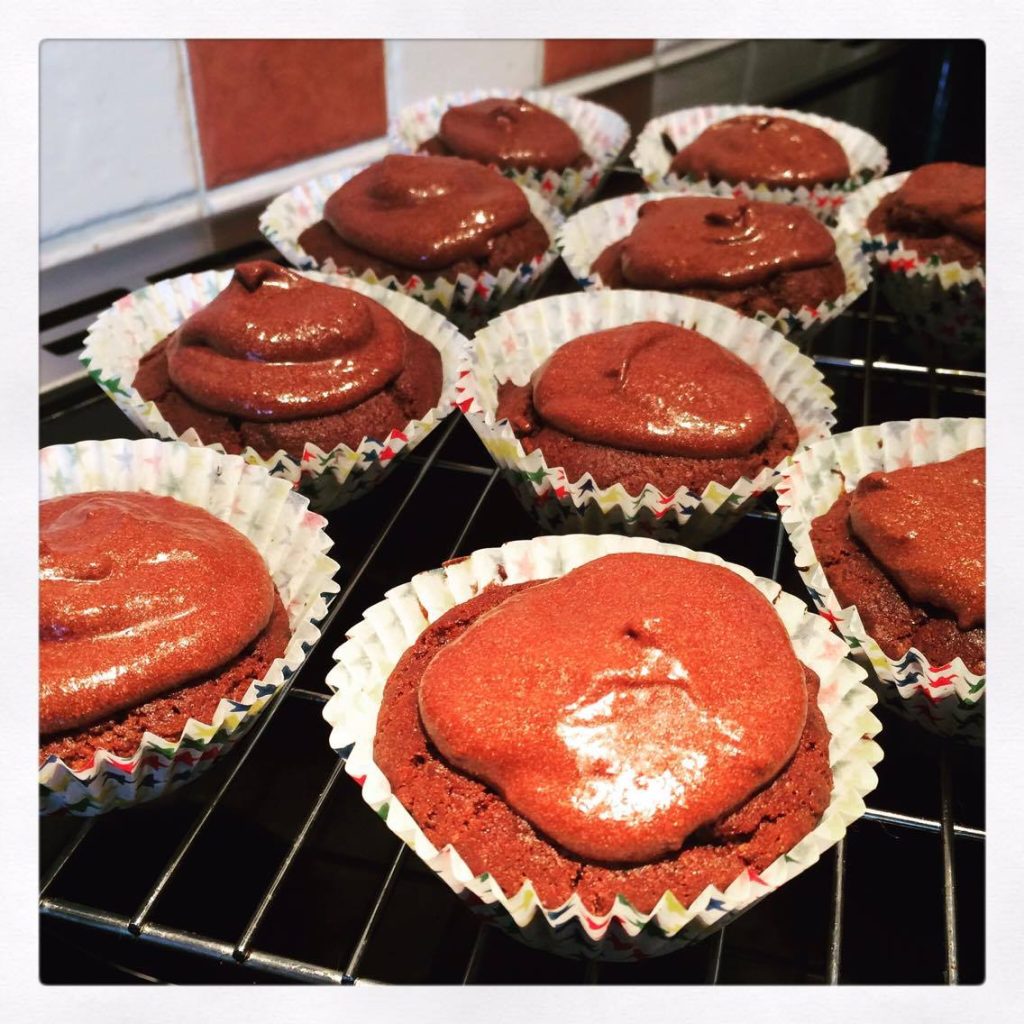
542, 40, 655, 85
187, 40, 386, 188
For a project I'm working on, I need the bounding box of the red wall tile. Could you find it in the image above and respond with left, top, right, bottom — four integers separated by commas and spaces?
542, 40, 655, 85
187, 40, 387, 188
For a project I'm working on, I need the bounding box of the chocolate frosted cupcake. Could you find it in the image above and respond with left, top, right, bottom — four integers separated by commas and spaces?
632, 104, 888, 223
296, 154, 551, 285
133, 260, 442, 459
40, 491, 291, 771
778, 418, 985, 739
668, 113, 850, 188
459, 290, 836, 543
588, 196, 847, 317
865, 162, 985, 269
82, 266, 466, 511
557, 193, 870, 341
324, 535, 881, 959
389, 88, 631, 212
841, 165, 985, 358
496, 321, 800, 495
39, 438, 340, 815
417, 97, 588, 171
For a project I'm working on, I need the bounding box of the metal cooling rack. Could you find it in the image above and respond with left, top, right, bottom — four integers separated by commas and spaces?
38, 46, 985, 985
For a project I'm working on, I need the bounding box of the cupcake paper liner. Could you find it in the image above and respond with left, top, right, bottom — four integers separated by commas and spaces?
388, 87, 631, 214
631, 104, 889, 224
39, 438, 341, 815
456, 289, 837, 545
322, 533, 882, 961
555, 190, 872, 345
776, 417, 985, 741
258, 167, 564, 331
80, 269, 467, 513
838, 173, 985, 360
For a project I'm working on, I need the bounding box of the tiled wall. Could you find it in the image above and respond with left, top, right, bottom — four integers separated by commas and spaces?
39, 38, 710, 264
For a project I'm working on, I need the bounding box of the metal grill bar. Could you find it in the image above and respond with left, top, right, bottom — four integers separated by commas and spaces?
705, 930, 725, 983
827, 839, 846, 984
863, 806, 983, 840
122, 418, 458, 935
41, 897, 344, 983
940, 751, 960, 984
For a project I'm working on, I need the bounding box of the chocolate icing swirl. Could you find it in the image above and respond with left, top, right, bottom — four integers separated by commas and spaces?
165, 261, 408, 421
40, 492, 276, 735
530, 322, 778, 458
616, 197, 837, 291
849, 447, 985, 630
417, 553, 808, 862
437, 98, 584, 171
669, 114, 851, 187
324, 154, 531, 271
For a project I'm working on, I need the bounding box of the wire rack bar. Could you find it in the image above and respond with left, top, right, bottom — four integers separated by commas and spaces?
827, 839, 846, 984
940, 751, 960, 984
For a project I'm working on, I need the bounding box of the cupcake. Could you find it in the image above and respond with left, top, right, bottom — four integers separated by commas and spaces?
260, 154, 563, 328
81, 264, 467, 511
458, 290, 835, 544
631, 104, 888, 223
389, 88, 631, 213
777, 417, 985, 739
839, 164, 985, 359
557, 193, 870, 340
39, 438, 340, 814
324, 535, 882, 960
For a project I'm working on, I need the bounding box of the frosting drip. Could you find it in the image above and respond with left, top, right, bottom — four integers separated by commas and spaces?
617, 197, 837, 291
530, 322, 778, 457
40, 492, 276, 735
418, 553, 808, 862
849, 447, 985, 629
669, 114, 851, 187
165, 261, 408, 420
438, 98, 584, 171
324, 154, 531, 271
886, 162, 985, 245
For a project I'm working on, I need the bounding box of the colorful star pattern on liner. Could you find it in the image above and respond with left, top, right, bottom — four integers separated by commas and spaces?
321, 533, 882, 961
38, 438, 341, 815
776, 417, 986, 743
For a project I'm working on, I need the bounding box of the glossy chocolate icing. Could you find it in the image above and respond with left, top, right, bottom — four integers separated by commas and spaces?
437, 98, 584, 171
613, 197, 837, 291
529, 321, 778, 458
849, 447, 985, 630
417, 553, 808, 862
882, 162, 985, 245
669, 114, 850, 187
40, 492, 275, 735
323, 154, 531, 271
165, 261, 408, 421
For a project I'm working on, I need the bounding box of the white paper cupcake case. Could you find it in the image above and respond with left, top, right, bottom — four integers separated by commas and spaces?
39, 438, 341, 815
258, 166, 564, 331
838, 173, 985, 360
80, 268, 468, 512
632, 104, 889, 224
322, 533, 882, 960
388, 87, 631, 214
556, 190, 872, 344
777, 417, 985, 741
456, 290, 837, 545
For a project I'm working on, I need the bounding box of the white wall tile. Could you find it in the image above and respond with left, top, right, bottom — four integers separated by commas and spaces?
385, 40, 542, 118
40, 40, 200, 240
